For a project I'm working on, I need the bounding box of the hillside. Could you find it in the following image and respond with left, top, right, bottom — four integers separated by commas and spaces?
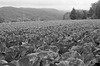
0, 7, 65, 22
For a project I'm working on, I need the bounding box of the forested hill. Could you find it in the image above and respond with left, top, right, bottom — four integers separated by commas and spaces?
0, 7, 65, 22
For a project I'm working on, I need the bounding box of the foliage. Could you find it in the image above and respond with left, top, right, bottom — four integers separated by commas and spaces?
89, 0, 100, 19
70, 8, 77, 20
0, 20, 100, 66
88, 7, 94, 18
0, 17, 5, 23
95, 4, 100, 19
63, 12, 70, 20
63, 8, 88, 20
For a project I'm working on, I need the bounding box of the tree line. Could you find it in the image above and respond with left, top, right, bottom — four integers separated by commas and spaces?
64, 0, 100, 20
0, 0, 100, 22
89, 0, 100, 19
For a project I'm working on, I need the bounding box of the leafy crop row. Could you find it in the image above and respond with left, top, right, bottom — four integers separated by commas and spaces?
0, 22, 100, 66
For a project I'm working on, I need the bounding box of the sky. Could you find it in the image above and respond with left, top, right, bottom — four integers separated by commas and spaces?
0, 0, 98, 11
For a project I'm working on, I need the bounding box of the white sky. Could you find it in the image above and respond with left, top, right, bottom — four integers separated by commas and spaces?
0, 0, 98, 11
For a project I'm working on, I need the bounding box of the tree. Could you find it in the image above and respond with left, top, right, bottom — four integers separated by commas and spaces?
70, 8, 77, 20
95, 3, 100, 19
88, 7, 94, 17
82, 11, 87, 19
63, 12, 70, 20
76, 11, 81, 19
75, 10, 87, 19
89, 0, 100, 19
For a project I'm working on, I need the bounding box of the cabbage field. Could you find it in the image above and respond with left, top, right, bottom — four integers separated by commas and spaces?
0, 19, 100, 66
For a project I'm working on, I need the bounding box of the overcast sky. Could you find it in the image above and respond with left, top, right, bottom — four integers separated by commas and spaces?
0, 0, 98, 11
